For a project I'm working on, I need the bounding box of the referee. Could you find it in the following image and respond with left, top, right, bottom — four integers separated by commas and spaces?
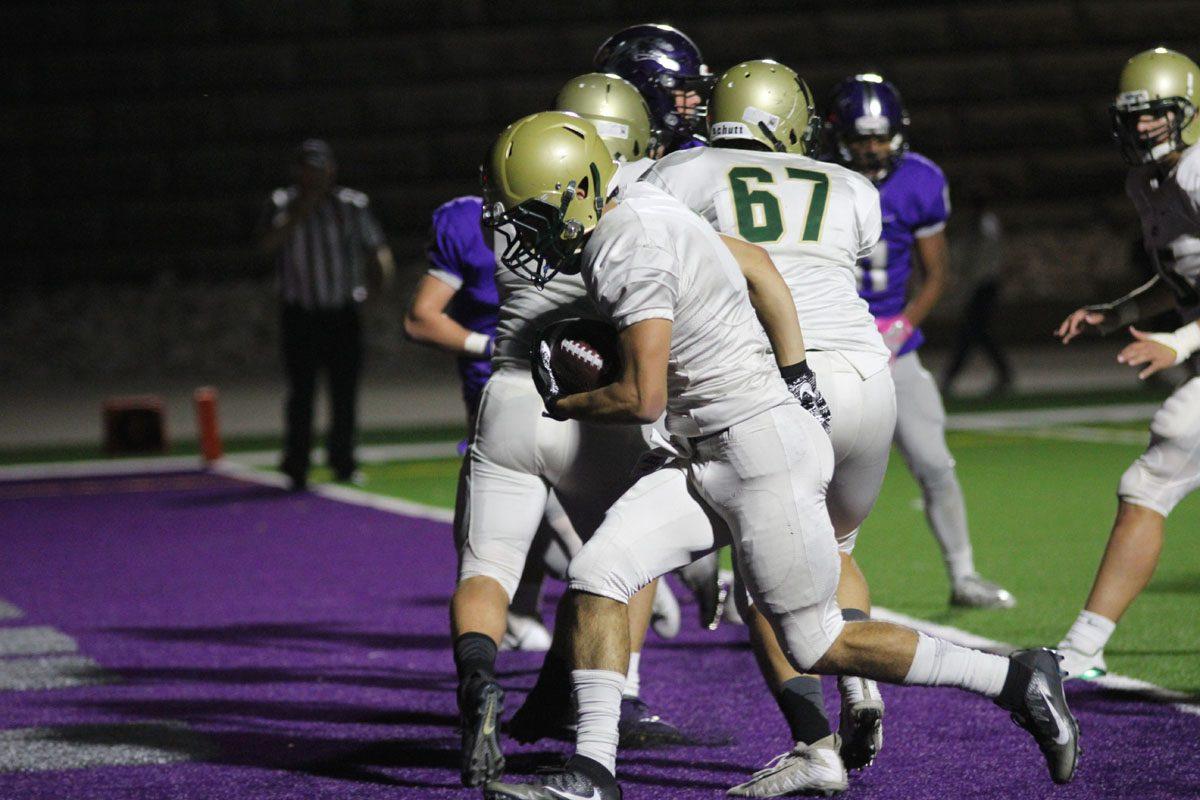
257, 139, 394, 490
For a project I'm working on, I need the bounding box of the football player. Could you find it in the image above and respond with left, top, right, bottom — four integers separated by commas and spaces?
826, 73, 1016, 609
480, 111, 1078, 800
594, 24, 714, 155
1053, 47, 1200, 680
449, 78, 682, 788
643, 59, 895, 795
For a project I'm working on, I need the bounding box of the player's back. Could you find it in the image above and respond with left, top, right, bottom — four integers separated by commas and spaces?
645, 146, 888, 372
583, 180, 792, 437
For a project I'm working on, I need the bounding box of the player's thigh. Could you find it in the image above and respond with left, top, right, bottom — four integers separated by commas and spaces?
809, 352, 897, 538
549, 420, 651, 539
567, 465, 720, 602
1119, 377, 1200, 516
891, 351, 955, 477
691, 404, 839, 614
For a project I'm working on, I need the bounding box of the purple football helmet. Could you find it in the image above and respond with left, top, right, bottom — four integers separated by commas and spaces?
593, 23, 714, 147
825, 73, 910, 182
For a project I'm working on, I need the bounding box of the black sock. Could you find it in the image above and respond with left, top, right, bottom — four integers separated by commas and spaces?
775, 675, 830, 745
842, 608, 869, 623
997, 657, 1032, 710
453, 632, 497, 683
528, 648, 572, 701
566, 753, 616, 786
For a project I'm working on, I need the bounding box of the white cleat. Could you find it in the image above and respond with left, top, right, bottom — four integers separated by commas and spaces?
728, 734, 848, 797
1056, 641, 1107, 681
651, 579, 682, 639
500, 613, 552, 652
950, 573, 1016, 609
837, 677, 883, 771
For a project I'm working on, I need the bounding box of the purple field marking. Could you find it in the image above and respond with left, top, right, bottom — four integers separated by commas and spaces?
0, 470, 1196, 799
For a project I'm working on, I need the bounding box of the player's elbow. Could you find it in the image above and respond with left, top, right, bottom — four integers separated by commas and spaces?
402, 310, 430, 343
632, 389, 666, 423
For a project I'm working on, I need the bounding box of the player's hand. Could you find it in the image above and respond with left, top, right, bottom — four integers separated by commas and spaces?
876, 315, 913, 360
780, 362, 832, 434
531, 340, 568, 420
1117, 327, 1177, 380
1056, 307, 1110, 344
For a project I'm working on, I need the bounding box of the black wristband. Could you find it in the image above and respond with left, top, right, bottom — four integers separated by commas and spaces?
778, 360, 812, 382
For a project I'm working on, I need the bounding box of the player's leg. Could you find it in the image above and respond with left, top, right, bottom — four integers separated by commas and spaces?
1058, 377, 1200, 679
704, 405, 1077, 786
486, 466, 719, 799
325, 306, 362, 481
280, 305, 318, 489
891, 351, 1014, 608
450, 373, 557, 787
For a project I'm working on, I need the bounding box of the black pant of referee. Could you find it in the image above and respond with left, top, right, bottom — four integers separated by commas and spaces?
280, 303, 362, 489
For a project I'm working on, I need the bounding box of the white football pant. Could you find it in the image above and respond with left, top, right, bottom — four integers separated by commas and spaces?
1119, 376, 1200, 516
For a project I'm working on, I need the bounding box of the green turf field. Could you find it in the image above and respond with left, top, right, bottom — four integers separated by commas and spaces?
341, 425, 1198, 695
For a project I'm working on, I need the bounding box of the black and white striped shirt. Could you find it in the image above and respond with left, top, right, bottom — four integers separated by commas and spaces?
261, 186, 386, 309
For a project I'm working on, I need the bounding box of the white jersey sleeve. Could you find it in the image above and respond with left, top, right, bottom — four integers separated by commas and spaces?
588, 240, 678, 329
850, 172, 882, 261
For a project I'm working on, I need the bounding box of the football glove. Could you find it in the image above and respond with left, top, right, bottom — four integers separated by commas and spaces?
780, 361, 831, 434
531, 339, 568, 420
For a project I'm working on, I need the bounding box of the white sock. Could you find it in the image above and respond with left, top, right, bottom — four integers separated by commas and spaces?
572, 669, 624, 775
904, 632, 1009, 698
1062, 610, 1116, 655
623, 651, 641, 699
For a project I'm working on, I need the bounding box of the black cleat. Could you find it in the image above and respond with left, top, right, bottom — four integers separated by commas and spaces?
485, 754, 622, 800
996, 648, 1080, 785
459, 675, 505, 787
507, 688, 575, 745
678, 553, 726, 630
618, 696, 687, 748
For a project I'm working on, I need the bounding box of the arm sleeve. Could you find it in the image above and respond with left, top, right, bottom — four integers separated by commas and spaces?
914, 169, 951, 238
424, 209, 465, 290
854, 178, 883, 260
591, 243, 678, 330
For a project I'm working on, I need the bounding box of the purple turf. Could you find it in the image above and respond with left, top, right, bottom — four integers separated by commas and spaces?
0, 470, 1196, 799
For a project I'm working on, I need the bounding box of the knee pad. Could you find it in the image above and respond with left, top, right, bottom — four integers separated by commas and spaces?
458, 541, 525, 602
1117, 446, 1197, 518
772, 598, 845, 672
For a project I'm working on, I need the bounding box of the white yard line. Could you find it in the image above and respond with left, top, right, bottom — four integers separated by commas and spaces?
946, 403, 1158, 431
970, 425, 1149, 446
872, 606, 1200, 716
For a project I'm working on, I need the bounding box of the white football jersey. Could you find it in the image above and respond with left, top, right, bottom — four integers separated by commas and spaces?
582, 181, 794, 437
1126, 142, 1200, 292
643, 147, 890, 376
491, 158, 661, 371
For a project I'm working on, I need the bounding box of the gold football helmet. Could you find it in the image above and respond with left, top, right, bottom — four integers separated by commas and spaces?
480, 111, 617, 286
706, 59, 819, 155
1111, 47, 1199, 165
554, 72, 656, 162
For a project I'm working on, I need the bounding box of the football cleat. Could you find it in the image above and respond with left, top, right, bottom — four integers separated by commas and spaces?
485, 754, 622, 800
501, 613, 552, 652
719, 568, 745, 625
650, 579, 682, 639
837, 677, 884, 770
996, 648, 1080, 785
618, 696, 687, 748
728, 734, 848, 797
1056, 641, 1107, 681
950, 573, 1016, 609
458, 675, 505, 787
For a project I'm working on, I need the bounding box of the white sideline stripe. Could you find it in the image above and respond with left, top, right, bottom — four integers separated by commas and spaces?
946, 403, 1158, 431
0, 441, 461, 482
873, 606, 1200, 717
210, 460, 454, 523
0, 601, 23, 620
972, 426, 1149, 446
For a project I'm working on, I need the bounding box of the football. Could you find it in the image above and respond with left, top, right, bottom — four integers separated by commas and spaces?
541, 318, 622, 395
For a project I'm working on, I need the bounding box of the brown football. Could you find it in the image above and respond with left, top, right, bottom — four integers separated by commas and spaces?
544, 318, 622, 395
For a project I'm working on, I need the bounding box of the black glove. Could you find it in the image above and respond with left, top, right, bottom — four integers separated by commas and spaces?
531, 339, 568, 420
780, 361, 831, 434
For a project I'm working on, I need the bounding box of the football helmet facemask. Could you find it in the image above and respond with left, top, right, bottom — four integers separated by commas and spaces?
825, 73, 910, 183
707, 59, 820, 155
1110, 47, 1200, 166
481, 112, 617, 288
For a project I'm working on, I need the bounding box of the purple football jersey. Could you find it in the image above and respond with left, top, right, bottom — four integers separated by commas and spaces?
425, 195, 500, 414
856, 152, 950, 356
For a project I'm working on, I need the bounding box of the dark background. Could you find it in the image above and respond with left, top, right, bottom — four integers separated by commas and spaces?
3, 0, 1199, 380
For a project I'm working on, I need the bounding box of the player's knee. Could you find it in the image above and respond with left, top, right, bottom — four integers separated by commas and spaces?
770, 599, 845, 673
913, 460, 957, 492
565, 540, 641, 603
458, 544, 523, 602
1117, 458, 1180, 517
